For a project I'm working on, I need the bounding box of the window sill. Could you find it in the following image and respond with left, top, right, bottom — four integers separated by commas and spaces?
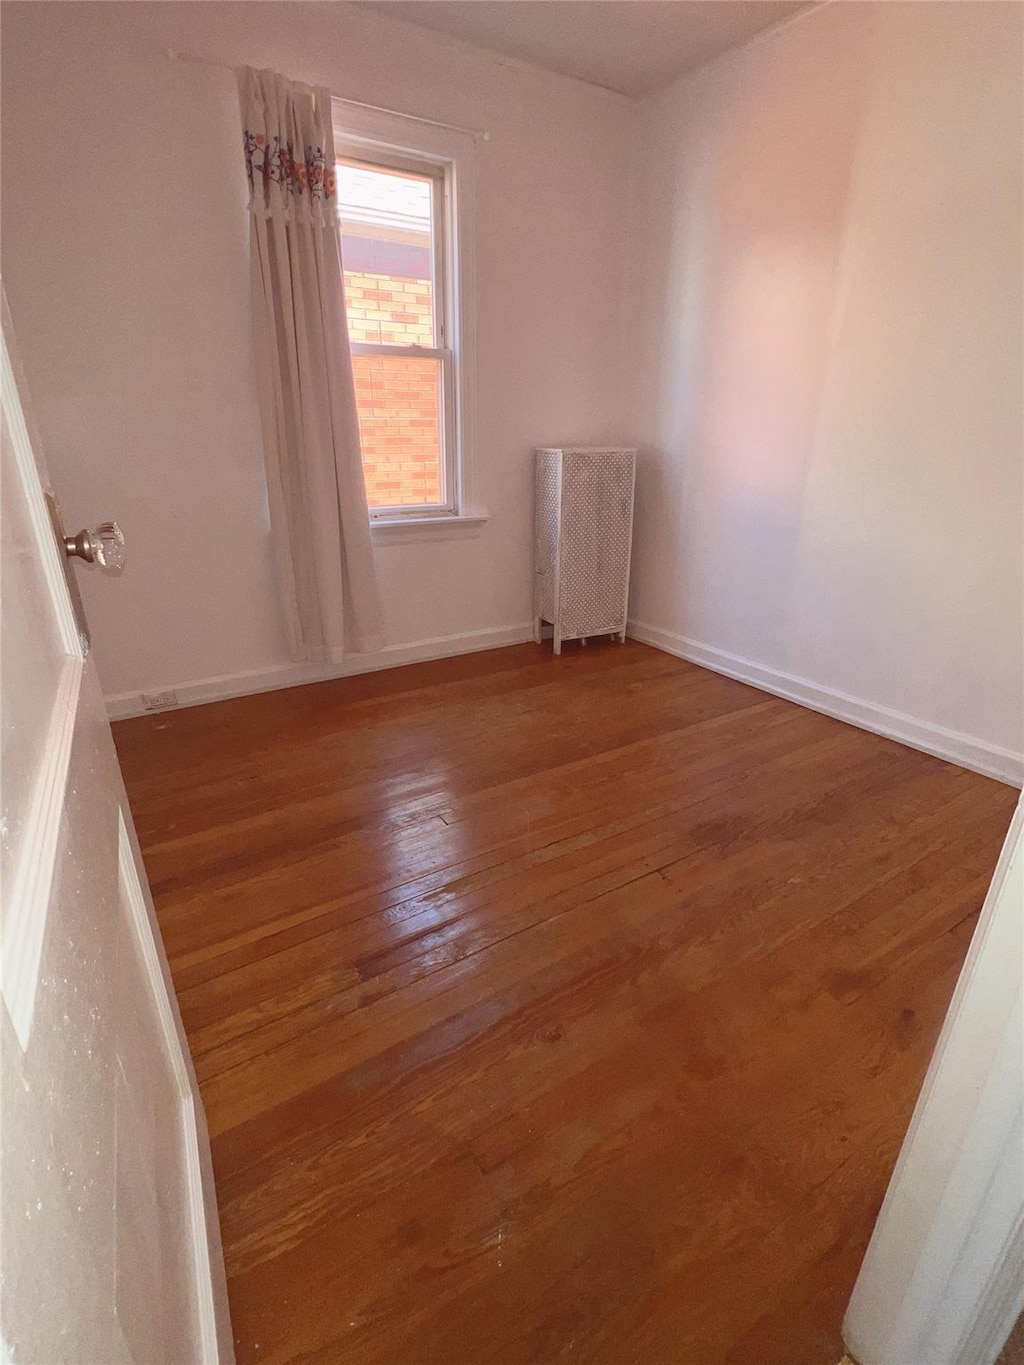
369, 513, 489, 546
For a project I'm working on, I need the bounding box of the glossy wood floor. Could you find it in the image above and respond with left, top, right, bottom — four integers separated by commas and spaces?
112, 641, 1017, 1365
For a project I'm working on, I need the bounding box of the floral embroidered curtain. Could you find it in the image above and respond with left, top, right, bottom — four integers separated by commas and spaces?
238, 66, 383, 662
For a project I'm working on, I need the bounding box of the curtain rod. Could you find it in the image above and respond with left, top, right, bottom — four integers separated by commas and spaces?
165, 49, 490, 141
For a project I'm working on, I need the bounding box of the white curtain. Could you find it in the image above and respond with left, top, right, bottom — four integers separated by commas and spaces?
238, 66, 384, 662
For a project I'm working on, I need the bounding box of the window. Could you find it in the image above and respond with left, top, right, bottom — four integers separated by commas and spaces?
334, 120, 469, 523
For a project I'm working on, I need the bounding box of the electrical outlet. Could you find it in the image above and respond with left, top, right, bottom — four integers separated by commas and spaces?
140, 690, 179, 712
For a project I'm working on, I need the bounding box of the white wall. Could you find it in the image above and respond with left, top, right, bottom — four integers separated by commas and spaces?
628, 0, 1023, 778
1, 1, 636, 709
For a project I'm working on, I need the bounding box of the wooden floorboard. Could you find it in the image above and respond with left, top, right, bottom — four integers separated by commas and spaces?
112, 640, 1017, 1364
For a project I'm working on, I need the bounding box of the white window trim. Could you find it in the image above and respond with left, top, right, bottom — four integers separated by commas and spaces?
332, 99, 483, 530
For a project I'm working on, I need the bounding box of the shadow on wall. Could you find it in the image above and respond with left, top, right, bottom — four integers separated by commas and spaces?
632, 0, 878, 664
628, 0, 1024, 761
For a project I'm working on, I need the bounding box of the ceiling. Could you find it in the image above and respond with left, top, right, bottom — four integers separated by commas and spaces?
357, 1, 813, 99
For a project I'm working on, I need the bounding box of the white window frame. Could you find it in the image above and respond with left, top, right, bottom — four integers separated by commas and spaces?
333, 101, 480, 533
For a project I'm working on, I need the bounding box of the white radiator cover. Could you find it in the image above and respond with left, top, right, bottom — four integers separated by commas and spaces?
534, 447, 637, 654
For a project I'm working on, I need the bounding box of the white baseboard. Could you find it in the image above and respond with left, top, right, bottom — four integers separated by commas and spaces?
628, 619, 1023, 788
105, 623, 536, 721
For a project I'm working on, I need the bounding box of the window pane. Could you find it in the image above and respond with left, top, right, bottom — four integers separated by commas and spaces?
338, 161, 435, 346
352, 353, 443, 508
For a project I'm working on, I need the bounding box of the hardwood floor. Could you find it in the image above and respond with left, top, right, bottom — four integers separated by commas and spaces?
112, 640, 1017, 1365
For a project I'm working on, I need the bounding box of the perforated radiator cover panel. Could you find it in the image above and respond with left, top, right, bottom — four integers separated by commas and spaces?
534, 448, 636, 640
534, 449, 560, 625
559, 450, 634, 636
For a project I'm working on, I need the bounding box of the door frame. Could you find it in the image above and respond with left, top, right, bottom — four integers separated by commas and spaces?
843, 798, 1023, 1365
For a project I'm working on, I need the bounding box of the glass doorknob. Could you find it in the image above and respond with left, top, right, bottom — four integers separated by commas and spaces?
64, 521, 126, 574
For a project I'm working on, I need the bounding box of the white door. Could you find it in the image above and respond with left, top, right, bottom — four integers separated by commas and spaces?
0, 297, 233, 1363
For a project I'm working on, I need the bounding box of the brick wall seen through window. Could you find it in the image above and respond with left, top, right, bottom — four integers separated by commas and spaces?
339, 160, 450, 511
